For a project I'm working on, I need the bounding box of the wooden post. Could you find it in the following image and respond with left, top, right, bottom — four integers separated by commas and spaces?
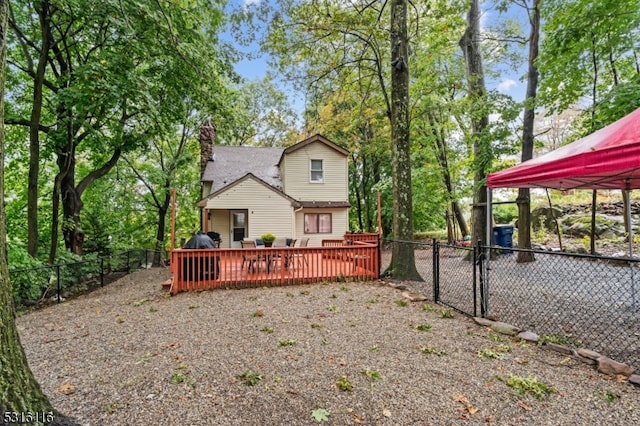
170, 187, 176, 252
377, 191, 383, 237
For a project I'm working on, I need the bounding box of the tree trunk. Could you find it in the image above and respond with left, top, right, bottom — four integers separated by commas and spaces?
516, 0, 540, 263
452, 200, 469, 238
0, 0, 53, 411
27, 1, 53, 258
153, 180, 172, 267
428, 111, 469, 239
388, 0, 420, 280
460, 0, 490, 247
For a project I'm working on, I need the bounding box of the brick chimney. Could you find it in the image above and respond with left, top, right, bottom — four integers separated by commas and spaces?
199, 118, 216, 176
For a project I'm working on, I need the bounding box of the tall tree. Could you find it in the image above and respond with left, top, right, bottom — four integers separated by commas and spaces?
516, 0, 540, 263
0, 0, 52, 412
459, 0, 491, 246
388, 0, 420, 279
122, 110, 199, 264
7, 0, 231, 260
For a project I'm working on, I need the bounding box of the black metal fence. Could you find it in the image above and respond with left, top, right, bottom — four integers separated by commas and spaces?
382, 239, 640, 369
9, 249, 164, 309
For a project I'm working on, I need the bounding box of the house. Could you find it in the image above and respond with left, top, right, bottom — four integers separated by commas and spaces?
196, 133, 351, 248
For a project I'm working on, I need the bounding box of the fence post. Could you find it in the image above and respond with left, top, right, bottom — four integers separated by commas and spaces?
127, 250, 131, 273
432, 238, 439, 302
472, 244, 477, 317
476, 240, 486, 317
56, 265, 61, 304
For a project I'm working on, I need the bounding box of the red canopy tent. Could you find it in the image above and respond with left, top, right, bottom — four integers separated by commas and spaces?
485, 108, 640, 310
487, 107, 640, 190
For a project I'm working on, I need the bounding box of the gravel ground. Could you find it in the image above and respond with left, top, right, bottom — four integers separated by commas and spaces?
16, 266, 639, 425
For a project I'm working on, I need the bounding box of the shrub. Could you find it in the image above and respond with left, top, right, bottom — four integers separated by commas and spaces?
8, 246, 49, 303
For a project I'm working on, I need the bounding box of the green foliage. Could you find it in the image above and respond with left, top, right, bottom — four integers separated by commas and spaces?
7, 246, 49, 302
260, 233, 276, 243
538, 333, 582, 348
493, 204, 517, 225
420, 346, 447, 356
361, 368, 382, 382
6, 0, 232, 258
505, 374, 556, 399
311, 408, 330, 422
277, 339, 296, 347
538, 0, 640, 115
415, 324, 433, 332
238, 369, 262, 386
477, 347, 506, 360
440, 308, 454, 319
336, 376, 353, 392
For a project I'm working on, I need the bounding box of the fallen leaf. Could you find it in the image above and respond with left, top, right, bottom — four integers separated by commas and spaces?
353, 414, 363, 423
616, 375, 627, 383
518, 400, 532, 411
452, 394, 470, 404
467, 406, 479, 415
58, 382, 75, 395
382, 409, 391, 417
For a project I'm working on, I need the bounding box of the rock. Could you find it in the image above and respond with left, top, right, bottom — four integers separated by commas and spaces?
517, 331, 539, 343
629, 374, 640, 386
402, 291, 427, 302
531, 206, 565, 231
577, 348, 601, 361
490, 321, 520, 336
473, 317, 494, 327
597, 357, 635, 377
542, 342, 576, 356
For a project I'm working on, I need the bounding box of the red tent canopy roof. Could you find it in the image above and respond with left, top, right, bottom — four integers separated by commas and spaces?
487, 107, 640, 190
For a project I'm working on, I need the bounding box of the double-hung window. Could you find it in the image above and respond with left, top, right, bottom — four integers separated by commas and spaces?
304, 213, 332, 234
310, 159, 324, 183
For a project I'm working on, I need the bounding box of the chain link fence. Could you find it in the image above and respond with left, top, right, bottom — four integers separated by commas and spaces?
382, 239, 639, 368
9, 249, 164, 309
485, 247, 639, 368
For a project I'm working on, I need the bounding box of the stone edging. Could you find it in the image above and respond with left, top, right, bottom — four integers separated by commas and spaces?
393, 284, 639, 389
471, 316, 639, 388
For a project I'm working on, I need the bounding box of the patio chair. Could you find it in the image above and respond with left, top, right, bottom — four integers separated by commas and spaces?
289, 238, 309, 269
241, 240, 266, 272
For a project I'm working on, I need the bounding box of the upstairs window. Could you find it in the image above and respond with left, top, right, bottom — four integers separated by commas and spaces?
310, 159, 324, 183
304, 213, 332, 233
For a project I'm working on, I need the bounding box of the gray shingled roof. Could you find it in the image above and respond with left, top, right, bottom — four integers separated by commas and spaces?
201, 146, 285, 194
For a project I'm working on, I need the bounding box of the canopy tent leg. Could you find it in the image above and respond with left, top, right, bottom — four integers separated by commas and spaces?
484, 187, 492, 316
625, 187, 637, 310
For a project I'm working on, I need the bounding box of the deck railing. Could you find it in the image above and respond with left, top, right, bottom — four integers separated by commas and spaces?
169, 239, 380, 294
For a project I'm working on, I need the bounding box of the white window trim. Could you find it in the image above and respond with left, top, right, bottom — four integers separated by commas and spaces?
310, 159, 324, 183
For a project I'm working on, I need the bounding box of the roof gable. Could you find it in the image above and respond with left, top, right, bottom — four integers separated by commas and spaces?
281, 134, 349, 163
197, 173, 299, 207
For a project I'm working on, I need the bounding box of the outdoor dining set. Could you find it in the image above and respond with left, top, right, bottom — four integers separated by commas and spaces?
240, 237, 309, 273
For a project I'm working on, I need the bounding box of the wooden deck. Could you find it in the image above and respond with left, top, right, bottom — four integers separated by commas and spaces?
168, 239, 380, 294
